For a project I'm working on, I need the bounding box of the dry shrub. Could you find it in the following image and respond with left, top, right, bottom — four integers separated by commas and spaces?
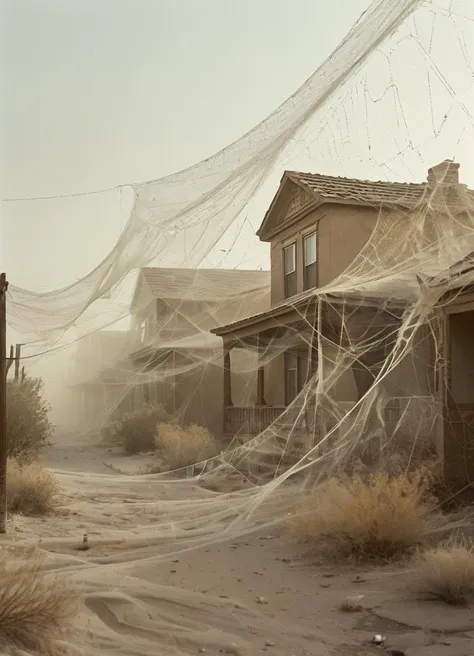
0, 550, 77, 655
7, 377, 53, 464
155, 423, 219, 470
286, 470, 437, 561
110, 403, 170, 454
413, 536, 474, 606
7, 462, 62, 517
337, 596, 364, 612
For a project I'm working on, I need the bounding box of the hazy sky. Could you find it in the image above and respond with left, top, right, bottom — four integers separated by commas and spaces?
2, 0, 474, 314
3, 0, 371, 290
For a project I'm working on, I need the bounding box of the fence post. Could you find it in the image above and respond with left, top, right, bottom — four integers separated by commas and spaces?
0, 273, 8, 533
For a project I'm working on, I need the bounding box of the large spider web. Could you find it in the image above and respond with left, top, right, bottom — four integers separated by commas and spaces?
3, 0, 474, 566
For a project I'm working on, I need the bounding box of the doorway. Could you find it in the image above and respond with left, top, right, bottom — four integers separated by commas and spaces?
444, 309, 474, 497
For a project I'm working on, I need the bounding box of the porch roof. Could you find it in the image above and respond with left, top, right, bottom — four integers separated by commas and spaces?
210, 288, 408, 340
130, 332, 221, 363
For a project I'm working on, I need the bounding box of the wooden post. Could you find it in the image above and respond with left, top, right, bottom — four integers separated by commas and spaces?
223, 346, 233, 407
256, 335, 267, 406
6, 345, 13, 376
14, 344, 21, 384
0, 273, 8, 534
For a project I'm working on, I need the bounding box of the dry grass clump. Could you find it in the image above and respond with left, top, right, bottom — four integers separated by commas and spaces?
337, 596, 364, 612
0, 550, 77, 655
7, 462, 62, 517
108, 403, 170, 454
286, 470, 437, 562
155, 422, 219, 470
413, 535, 474, 606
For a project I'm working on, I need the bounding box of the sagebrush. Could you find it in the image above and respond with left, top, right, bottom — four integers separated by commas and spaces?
286, 470, 437, 561
155, 422, 219, 470
413, 535, 474, 605
7, 377, 53, 463
7, 461, 62, 516
0, 550, 77, 655
109, 403, 170, 454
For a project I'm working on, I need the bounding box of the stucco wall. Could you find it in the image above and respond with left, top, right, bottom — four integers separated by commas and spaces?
269, 203, 381, 306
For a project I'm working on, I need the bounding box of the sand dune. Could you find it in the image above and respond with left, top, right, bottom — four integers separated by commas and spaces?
2, 440, 337, 656
3, 439, 473, 656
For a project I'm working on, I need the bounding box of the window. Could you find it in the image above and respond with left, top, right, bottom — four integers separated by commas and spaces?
303, 231, 317, 291
284, 351, 309, 405
285, 352, 299, 405
283, 242, 297, 298
139, 319, 146, 343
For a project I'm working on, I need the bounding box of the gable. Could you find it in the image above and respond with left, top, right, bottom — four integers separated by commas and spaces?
257, 175, 317, 242
286, 182, 315, 216
130, 271, 155, 315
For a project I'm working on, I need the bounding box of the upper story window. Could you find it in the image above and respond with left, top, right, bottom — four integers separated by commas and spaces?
303, 231, 317, 291
283, 242, 297, 298
139, 319, 146, 344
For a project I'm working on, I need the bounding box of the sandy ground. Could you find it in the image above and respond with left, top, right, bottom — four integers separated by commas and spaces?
2, 435, 474, 656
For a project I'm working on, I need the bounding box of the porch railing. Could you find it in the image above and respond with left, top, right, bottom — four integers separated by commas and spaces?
224, 406, 285, 436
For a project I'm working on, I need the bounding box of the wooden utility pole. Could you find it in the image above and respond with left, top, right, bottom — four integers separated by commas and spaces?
0, 273, 8, 534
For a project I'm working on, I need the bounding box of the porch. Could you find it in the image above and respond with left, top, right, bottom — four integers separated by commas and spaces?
224, 405, 286, 436
212, 289, 408, 439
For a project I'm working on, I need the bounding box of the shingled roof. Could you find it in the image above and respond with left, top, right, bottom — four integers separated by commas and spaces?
135, 267, 270, 305
256, 161, 474, 241
286, 171, 427, 208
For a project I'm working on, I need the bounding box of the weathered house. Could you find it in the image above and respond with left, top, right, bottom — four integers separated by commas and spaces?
211, 161, 472, 442
123, 267, 271, 436
425, 252, 474, 496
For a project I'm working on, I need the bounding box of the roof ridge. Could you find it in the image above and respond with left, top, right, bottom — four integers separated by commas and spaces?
141, 267, 270, 274
285, 170, 427, 188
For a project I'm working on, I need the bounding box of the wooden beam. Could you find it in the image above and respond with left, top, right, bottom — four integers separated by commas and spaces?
14, 344, 21, 384
0, 273, 8, 533
223, 346, 233, 408
256, 335, 267, 406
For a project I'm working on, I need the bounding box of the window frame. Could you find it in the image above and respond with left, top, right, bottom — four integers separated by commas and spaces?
284, 351, 299, 405
283, 241, 297, 299
303, 230, 318, 291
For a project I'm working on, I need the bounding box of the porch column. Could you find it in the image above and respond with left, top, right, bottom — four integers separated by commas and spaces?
223, 344, 233, 407
308, 326, 318, 382
256, 335, 267, 406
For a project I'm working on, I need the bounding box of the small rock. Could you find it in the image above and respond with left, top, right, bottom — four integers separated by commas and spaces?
265, 640, 275, 647
198, 649, 206, 654
77, 533, 90, 551
256, 596, 268, 604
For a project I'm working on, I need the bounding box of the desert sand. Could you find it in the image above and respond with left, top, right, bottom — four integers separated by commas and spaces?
2, 434, 474, 656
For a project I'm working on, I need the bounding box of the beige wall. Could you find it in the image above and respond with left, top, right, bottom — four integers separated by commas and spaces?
261, 322, 435, 414
269, 203, 380, 306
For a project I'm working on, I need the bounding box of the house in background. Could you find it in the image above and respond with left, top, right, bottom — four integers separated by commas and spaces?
120, 267, 271, 436
211, 161, 471, 441
69, 329, 135, 428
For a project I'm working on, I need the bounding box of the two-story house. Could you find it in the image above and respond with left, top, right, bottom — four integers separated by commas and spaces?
211, 160, 472, 441
123, 266, 271, 435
